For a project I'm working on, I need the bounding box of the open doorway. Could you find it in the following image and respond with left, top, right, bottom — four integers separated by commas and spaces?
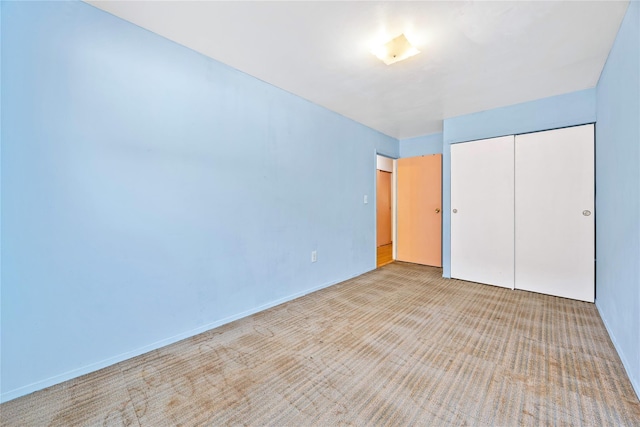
376, 155, 394, 267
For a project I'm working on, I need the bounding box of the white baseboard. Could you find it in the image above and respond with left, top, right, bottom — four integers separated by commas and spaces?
595, 300, 640, 400
1, 269, 371, 403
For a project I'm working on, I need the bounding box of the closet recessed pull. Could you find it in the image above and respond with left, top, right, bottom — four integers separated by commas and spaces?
583, 210, 591, 216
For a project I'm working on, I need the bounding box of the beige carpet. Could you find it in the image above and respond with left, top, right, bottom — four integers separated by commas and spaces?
2, 262, 639, 426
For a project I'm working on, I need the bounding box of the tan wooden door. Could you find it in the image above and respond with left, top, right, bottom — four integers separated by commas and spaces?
397, 154, 442, 267
376, 170, 392, 247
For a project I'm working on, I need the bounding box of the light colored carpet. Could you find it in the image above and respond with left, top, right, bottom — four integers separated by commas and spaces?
2, 262, 639, 426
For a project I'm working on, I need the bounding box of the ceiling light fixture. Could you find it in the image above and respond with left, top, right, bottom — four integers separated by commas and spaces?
371, 33, 420, 65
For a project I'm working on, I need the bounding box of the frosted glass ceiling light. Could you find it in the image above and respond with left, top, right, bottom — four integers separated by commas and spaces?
372, 33, 420, 65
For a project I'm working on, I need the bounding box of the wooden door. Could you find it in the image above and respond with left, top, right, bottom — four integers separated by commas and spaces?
397, 154, 442, 267
451, 136, 515, 288
515, 124, 594, 302
376, 170, 392, 247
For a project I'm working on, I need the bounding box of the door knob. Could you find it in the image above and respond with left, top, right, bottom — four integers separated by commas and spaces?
583, 210, 591, 216
435, 208, 441, 213
453, 209, 458, 213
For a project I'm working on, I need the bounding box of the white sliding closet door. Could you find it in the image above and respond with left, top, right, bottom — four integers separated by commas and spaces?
515, 124, 594, 302
451, 136, 515, 288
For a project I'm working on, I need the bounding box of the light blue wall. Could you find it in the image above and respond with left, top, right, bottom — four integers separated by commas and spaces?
595, 1, 640, 398
0, 1, 397, 401
441, 89, 597, 278
444, 89, 598, 145
399, 133, 443, 158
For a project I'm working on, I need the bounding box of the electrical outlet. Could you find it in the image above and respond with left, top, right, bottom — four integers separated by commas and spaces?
311, 250, 317, 263
364, 195, 368, 204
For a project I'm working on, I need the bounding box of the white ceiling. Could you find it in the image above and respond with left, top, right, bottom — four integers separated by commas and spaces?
87, 1, 629, 139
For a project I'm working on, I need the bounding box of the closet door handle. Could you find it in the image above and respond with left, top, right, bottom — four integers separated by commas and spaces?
435, 208, 441, 213
582, 210, 591, 216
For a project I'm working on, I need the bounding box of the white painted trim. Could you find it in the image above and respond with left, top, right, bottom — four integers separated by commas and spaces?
376, 155, 393, 173
595, 300, 640, 400
392, 159, 397, 260
0, 268, 372, 403
373, 149, 377, 268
